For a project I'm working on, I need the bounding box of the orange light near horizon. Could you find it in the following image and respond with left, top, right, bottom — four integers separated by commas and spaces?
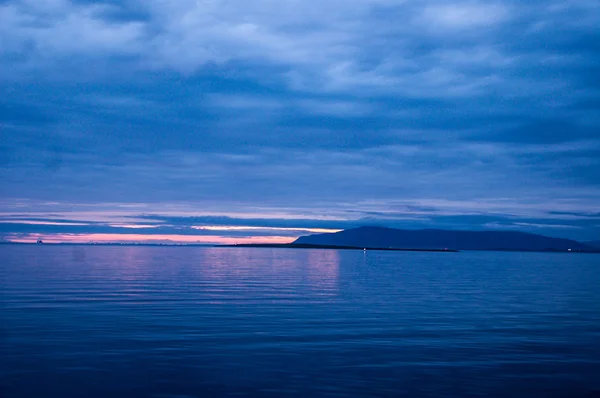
6, 233, 295, 245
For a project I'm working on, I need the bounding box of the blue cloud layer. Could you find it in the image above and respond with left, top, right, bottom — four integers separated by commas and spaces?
1, 0, 599, 241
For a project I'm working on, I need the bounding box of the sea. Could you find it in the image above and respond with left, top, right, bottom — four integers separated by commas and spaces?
1, 245, 599, 398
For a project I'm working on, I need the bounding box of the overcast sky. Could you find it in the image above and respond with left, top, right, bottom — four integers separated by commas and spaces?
1, 0, 599, 244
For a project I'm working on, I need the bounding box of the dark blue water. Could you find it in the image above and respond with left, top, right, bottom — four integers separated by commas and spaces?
1, 246, 600, 398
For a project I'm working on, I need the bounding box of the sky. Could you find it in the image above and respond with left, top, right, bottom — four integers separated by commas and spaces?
1, 0, 599, 244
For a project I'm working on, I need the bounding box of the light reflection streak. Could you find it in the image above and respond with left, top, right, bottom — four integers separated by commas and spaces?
197, 247, 341, 299
306, 249, 340, 295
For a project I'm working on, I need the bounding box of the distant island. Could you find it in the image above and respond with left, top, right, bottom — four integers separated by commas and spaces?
292, 226, 598, 253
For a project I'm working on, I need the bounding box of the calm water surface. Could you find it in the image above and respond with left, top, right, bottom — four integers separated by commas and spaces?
1, 246, 600, 397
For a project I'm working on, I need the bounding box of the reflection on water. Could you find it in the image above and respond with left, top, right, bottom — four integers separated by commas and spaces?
306, 249, 339, 295
197, 248, 340, 301
1, 246, 600, 398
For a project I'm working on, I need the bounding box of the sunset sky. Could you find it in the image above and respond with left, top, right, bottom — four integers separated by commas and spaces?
1, 0, 599, 244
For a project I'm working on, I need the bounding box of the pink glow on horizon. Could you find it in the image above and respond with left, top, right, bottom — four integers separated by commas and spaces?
6, 233, 295, 245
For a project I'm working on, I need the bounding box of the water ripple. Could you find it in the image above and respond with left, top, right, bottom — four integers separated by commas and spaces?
1, 246, 600, 398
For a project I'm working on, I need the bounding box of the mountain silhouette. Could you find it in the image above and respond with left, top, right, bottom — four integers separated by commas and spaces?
294, 226, 592, 251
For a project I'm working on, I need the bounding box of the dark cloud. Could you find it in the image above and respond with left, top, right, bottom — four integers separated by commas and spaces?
2, 209, 598, 241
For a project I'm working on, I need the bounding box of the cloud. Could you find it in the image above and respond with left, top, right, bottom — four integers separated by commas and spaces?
1, 195, 599, 242
418, 3, 510, 30
1, 0, 599, 242
0, 0, 144, 66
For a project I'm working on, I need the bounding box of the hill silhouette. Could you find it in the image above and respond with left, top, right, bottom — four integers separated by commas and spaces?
294, 226, 592, 251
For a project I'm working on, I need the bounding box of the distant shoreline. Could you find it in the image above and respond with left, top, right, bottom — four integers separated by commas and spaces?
216, 243, 459, 252
1, 241, 599, 253
216, 244, 600, 253
0, 241, 455, 252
